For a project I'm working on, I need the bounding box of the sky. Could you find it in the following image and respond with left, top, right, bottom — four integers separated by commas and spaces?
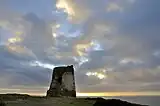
0, 0, 160, 96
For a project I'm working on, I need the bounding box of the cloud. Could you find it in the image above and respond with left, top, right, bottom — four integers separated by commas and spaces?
55, 0, 90, 23
106, 2, 123, 12
0, 5, 58, 93
74, 0, 160, 93
119, 58, 143, 65
77, 68, 160, 92
0, 0, 160, 95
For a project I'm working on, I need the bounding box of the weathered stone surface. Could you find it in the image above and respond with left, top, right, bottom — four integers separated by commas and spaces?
46, 65, 76, 97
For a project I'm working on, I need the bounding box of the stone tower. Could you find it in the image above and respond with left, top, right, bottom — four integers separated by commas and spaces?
46, 65, 76, 97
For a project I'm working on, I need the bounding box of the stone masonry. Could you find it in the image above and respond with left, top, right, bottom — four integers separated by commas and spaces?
46, 65, 76, 97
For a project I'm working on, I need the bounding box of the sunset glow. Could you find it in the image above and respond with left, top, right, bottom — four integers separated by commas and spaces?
77, 92, 160, 97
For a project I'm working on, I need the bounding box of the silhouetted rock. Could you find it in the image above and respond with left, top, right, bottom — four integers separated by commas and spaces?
85, 97, 103, 100
93, 98, 148, 106
47, 65, 76, 97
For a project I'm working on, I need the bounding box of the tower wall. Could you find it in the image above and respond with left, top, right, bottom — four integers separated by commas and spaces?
46, 65, 76, 97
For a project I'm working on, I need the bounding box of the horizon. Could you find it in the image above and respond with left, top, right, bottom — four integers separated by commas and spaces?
1, 91, 160, 97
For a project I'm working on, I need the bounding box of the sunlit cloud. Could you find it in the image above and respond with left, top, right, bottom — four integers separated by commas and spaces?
6, 44, 35, 57
51, 23, 61, 38
7, 44, 25, 53
55, 0, 90, 23
52, 32, 57, 38
73, 56, 89, 66
89, 40, 103, 51
56, 0, 75, 18
107, 3, 123, 12
8, 36, 22, 44
120, 58, 143, 65
75, 40, 103, 57
55, 24, 61, 28
75, 42, 93, 56
86, 71, 106, 80
0, 19, 27, 46
29, 61, 55, 70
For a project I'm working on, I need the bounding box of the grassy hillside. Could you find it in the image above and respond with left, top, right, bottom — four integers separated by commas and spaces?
0, 94, 148, 106
4, 97, 94, 106
0, 94, 94, 106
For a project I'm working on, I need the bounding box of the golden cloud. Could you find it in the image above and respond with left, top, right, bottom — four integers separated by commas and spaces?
8, 36, 23, 44
56, 0, 90, 23
86, 68, 107, 80
75, 42, 93, 56
6, 44, 36, 58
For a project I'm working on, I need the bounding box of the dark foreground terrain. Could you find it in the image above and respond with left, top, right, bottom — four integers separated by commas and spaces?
0, 94, 148, 106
